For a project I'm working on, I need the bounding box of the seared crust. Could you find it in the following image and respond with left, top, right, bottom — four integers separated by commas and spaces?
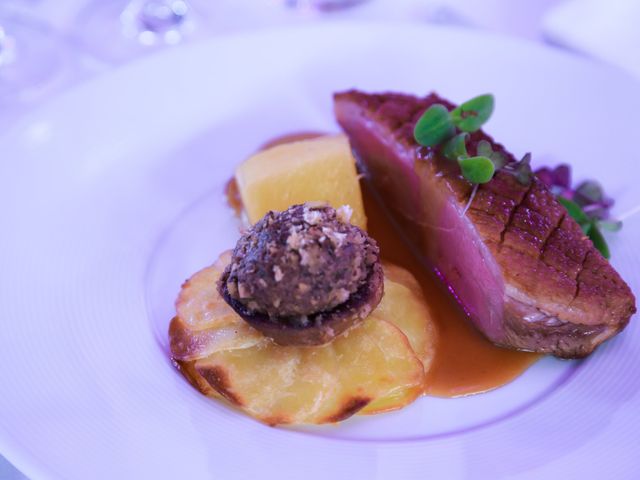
219, 261, 384, 346
334, 89, 636, 357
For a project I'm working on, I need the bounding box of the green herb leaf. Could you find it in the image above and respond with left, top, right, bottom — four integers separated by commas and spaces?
477, 140, 493, 158
598, 219, 623, 232
414, 104, 455, 147
575, 181, 603, 205
588, 223, 611, 259
442, 133, 469, 161
450, 94, 495, 132
558, 197, 590, 225
503, 152, 533, 185
458, 156, 495, 184
476, 139, 507, 170
514, 153, 533, 185
489, 151, 507, 170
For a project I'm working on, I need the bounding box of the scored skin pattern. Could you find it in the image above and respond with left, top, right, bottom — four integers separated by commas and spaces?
337, 90, 634, 330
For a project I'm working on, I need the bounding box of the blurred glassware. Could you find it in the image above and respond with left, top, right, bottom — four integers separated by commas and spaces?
543, 0, 640, 79
74, 0, 201, 64
283, 0, 369, 11
0, 13, 70, 103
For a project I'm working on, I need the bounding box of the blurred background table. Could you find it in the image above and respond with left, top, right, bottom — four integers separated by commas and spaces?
0, 0, 637, 478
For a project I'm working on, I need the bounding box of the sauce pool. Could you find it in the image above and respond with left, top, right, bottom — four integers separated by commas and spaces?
227, 132, 541, 398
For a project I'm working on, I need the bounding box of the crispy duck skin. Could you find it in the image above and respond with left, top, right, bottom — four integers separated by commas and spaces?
334, 90, 636, 358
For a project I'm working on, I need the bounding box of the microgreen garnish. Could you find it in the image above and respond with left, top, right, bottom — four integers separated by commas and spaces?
585, 223, 611, 260
558, 195, 615, 259
476, 140, 493, 158
558, 197, 590, 225
537, 164, 621, 259
442, 133, 469, 160
477, 140, 507, 170
414, 94, 622, 259
500, 152, 533, 185
413, 104, 455, 147
450, 94, 495, 132
575, 181, 604, 206
458, 156, 495, 184
514, 153, 533, 185
598, 220, 623, 232
414, 94, 497, 185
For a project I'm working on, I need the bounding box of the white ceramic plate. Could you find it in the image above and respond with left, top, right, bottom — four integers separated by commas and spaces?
1, 23, 639, 480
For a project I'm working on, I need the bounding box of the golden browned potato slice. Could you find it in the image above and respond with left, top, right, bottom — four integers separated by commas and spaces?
193, 317, 424, 425
170, 251, 266, 361
376, 264, 437, 371
359, 264, 438, 414
383, 262, 423, 292
169, 254, 437, 425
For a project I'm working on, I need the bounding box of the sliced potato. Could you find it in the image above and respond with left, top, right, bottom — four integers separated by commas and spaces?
360, 264, 437, 414
174, 359, 222, 399
383, 262, 424, 293
169, 254, 437, 424
375, 264, 437, 372
194, 318, 424, 425
170, 251, 266, 361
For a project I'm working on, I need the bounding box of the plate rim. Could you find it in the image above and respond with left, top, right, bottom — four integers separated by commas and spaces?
1, 20, 639, 479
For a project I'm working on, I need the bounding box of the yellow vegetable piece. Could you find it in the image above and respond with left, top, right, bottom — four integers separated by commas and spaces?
235, 134, 367, 230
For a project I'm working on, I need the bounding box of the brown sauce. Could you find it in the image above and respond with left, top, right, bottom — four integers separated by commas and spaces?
226, 131, 541, 398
